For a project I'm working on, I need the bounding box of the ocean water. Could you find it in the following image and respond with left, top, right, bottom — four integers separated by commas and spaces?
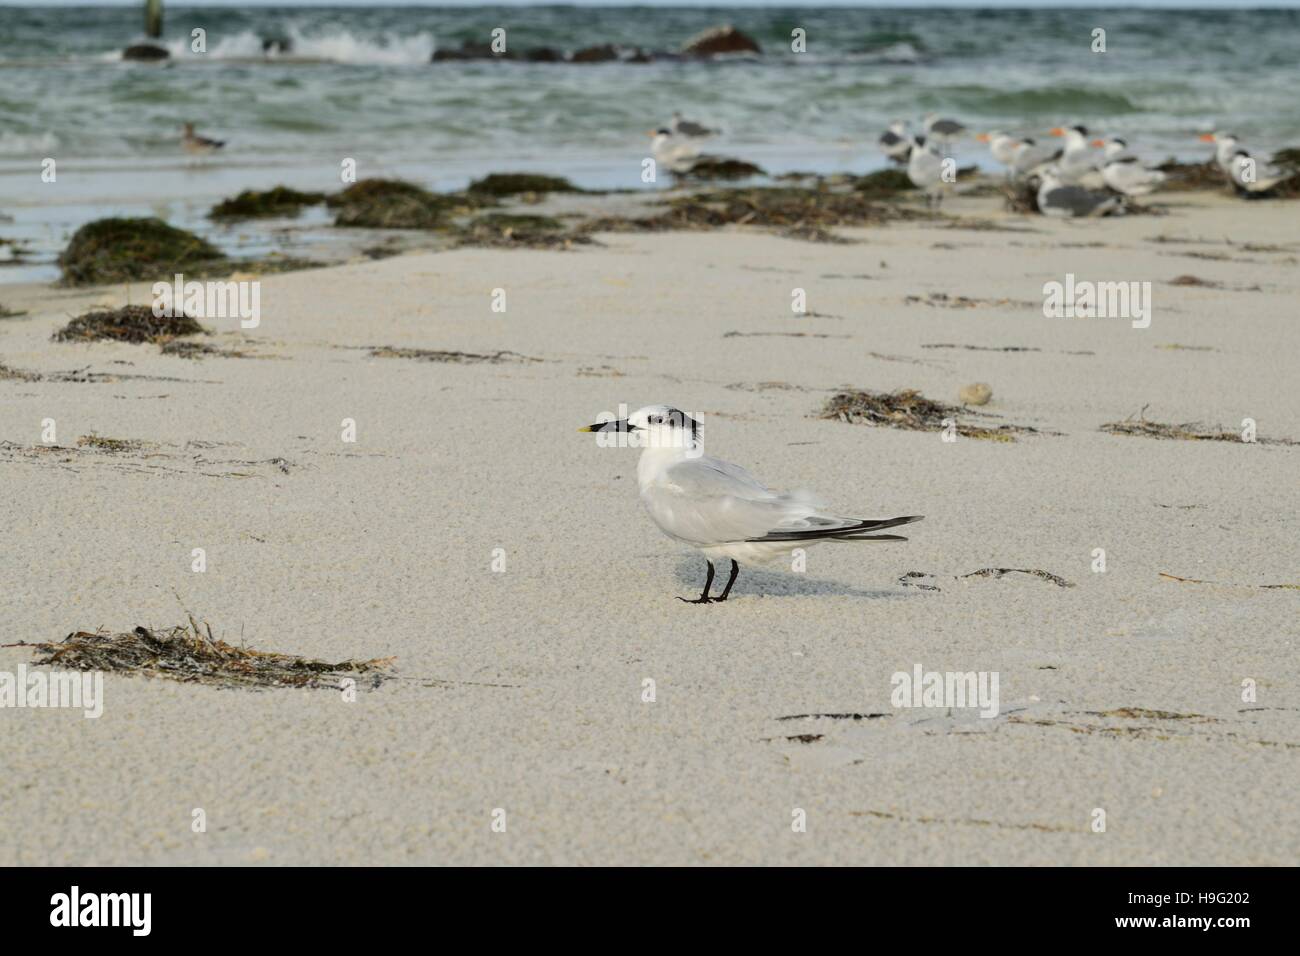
2, 5, 1297, 281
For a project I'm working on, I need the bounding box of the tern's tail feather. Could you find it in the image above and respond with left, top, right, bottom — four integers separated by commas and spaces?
745, 515, 923, 544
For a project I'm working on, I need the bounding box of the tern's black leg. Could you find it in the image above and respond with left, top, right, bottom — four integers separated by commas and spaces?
678, 560, 716, 604
713, 560, 740, 602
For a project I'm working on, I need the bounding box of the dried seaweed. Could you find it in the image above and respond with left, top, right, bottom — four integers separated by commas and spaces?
76, 434, 147, 453
53, 305, 205, 345
1159, 572, 1300, 591
1101, 407, 1298, 445
160, 339, 249, 360
368, 346, 539, 364
1168, 274, 1220, 288
4, 618, 393, 691
0, 362, 42, 382
904, 292, 1030, 309
819, 388, 1048, 441
900, 568, 1075, 590
960, 568, 1074, 588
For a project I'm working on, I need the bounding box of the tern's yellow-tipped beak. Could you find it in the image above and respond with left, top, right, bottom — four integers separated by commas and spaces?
578, 425, 595, 432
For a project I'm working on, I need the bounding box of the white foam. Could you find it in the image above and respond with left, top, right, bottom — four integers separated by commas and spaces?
149, 27, 435, 66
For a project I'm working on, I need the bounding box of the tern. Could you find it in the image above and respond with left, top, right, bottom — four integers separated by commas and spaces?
1224, 148, 1288, 194
580, 405, 922, 603
1010, 137, 1063, 180
907, 135, 952, 208
976, 131, 1023, 178
649, 128, 701, 174
1094, 138, 1167, 197
1049, 125, 1104, 187
878, 119, 912, 163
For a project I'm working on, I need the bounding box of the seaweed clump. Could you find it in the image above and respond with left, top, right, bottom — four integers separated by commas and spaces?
853, 168, 916, 197
452, 213, 592, 249
328, 178, 474, 229
53, 305, 205, 345
582, 185, 914, 243
677, 157, 766, 181
7, 618, 394, 691
819, 388, 1043, 441
58, 218, 225, 286
467, 173, 582, 197
210, 186, 328, 220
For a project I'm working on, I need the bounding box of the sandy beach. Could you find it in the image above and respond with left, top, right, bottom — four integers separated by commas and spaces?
2, 185, 1298, 866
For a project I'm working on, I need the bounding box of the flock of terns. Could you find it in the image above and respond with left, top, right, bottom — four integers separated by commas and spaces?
880, 115, 1290, 216
185, 109, 1289, 218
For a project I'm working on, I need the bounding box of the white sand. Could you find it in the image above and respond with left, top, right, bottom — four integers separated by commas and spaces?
2, 191, 1297, 865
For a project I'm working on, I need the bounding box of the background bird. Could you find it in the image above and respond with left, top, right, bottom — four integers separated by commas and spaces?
181, 122, 224, 156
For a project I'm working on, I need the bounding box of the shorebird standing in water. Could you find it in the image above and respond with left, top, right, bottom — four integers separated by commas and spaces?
580, 404, 922, 603
181, 123, 225, 159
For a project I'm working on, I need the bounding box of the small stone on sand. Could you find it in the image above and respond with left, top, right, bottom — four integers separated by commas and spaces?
959, 382, 993, 405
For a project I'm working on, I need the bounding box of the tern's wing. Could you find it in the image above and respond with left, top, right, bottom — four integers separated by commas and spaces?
646, 456, 883, 546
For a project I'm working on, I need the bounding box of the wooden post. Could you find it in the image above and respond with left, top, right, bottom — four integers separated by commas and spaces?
145, 0, 163, 39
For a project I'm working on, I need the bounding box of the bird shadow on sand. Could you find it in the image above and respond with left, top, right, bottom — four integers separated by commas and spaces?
671, 556, 909, 601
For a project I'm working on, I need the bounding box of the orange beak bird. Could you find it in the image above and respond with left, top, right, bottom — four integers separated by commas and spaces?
1049, 126, 1065, 137
975, 132, 991, 142
1198, 132, 1216, 142
1090, 138, 1106, 147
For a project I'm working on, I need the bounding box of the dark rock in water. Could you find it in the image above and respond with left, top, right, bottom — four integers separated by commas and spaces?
681, 25, 762, 56
122, 43, 169, 62
523, 47, 564, 62
571, 44, 621, 63
262, 36, 292, 55
680, 157, 766, 180
432, 42, 516, 61
626, 49, 655, 63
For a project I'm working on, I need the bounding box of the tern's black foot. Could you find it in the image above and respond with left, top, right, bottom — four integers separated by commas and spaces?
678, 560, 718, 604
